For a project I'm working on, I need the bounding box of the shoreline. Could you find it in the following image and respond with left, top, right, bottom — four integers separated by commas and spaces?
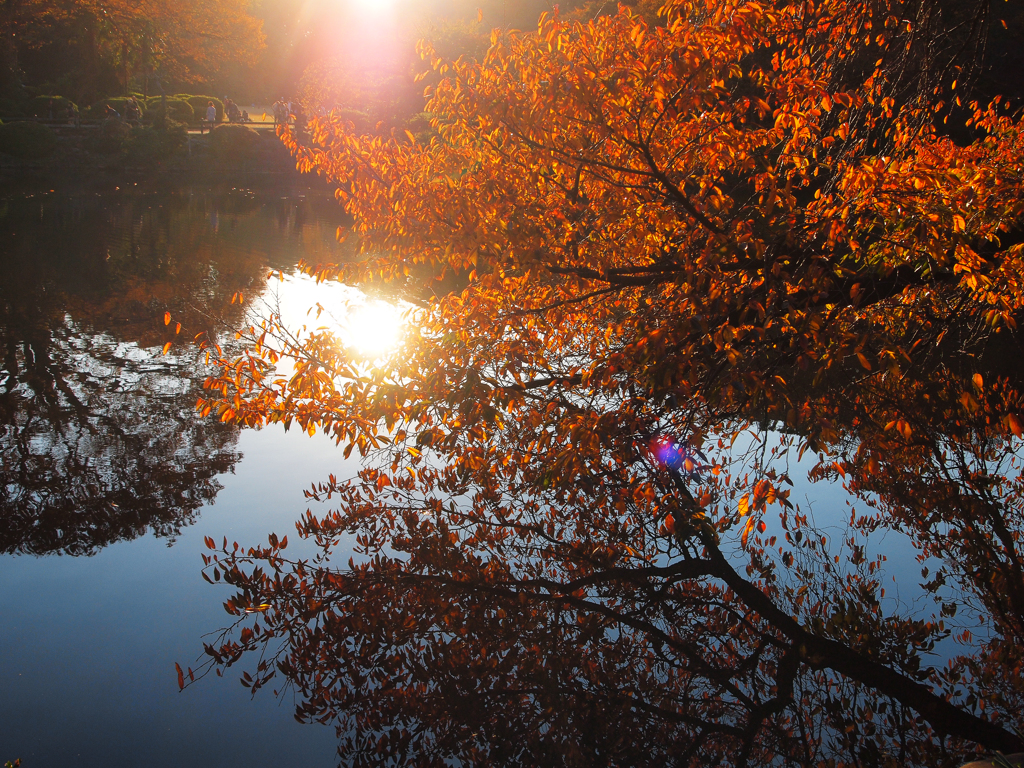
0, 127, 306, 177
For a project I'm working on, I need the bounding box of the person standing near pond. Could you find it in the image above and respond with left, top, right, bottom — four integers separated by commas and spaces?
203, 101, 216, 134
125, 97, 141, 125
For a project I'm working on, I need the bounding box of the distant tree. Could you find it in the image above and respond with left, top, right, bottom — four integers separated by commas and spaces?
0, 0, 264, 99
191, 0, 1024, 765
92, 0, 265, 94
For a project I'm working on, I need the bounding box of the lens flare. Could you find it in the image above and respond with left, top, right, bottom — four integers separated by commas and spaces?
650, 438, 705, 476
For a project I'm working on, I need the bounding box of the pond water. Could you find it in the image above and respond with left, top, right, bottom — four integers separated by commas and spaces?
0, 174, 959, 767
0, 175, 363, 767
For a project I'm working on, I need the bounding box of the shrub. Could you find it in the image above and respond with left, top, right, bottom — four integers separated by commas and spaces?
30, 95, 77, 119
88, 97, 146, 119
83, 117, 131, 154
331, 108, 372, 132
144, 97, 194, 123
101, 117, 131, 138
122, 121, 187, 164
0, 98, 25, 118
208, 123, 260, 158
181, 95, 223, 123
0, 121, 57, 159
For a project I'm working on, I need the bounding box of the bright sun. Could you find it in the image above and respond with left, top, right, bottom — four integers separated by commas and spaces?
257, 274, 407, 365
343, 300, 405, 358
349, 0, 395, 17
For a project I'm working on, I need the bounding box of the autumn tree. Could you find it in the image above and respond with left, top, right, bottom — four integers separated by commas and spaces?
187, 0, 1024, 765
93, 0, 265, 94
0, 0, 264, 100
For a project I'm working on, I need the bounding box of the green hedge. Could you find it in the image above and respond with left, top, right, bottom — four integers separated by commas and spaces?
179, 95, 223, 123
88, 98, 146, 119
144, 97, 194, 123
85, 93, 224, 124
208, 123, 260, 157
0, 99, 23, 118
82, 117, 131, 154
0, 121, 57, 159
122, 122, 187, 164
30, 96, 78, 119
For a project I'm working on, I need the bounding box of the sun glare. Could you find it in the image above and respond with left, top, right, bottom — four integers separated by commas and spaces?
350, 0, 394, 17
256, 273, 408, 366
344, 300, 405, 358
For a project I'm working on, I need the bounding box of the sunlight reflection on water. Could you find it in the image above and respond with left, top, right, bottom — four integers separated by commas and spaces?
255, 272, 411, 366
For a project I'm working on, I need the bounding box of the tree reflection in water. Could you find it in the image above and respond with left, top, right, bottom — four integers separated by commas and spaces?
0, 180, 343, 556
0, 317, 240, 556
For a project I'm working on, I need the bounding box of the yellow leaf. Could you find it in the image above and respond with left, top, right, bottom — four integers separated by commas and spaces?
741, 516, 755, 547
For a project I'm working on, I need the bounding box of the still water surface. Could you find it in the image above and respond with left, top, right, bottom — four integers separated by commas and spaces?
0, 175, 940, 767
0, 176, 360, 767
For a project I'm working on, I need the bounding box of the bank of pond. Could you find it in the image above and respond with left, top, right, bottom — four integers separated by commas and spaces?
0, 94, 294, 172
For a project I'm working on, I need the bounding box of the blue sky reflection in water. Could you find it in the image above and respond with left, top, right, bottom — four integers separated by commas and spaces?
643, 423, 978, 668
0, 427, 350, 766
0, 178, 364, 767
